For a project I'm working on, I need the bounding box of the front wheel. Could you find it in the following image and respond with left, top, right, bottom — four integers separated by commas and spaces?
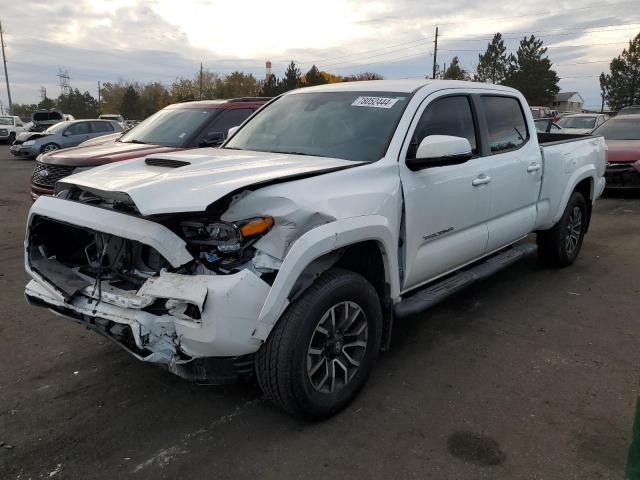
41, 143, 59, 153
255, 268, 383, 419
537, 191, 587, 267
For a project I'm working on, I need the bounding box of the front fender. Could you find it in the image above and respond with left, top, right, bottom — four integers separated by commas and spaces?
252, 215, 399, 341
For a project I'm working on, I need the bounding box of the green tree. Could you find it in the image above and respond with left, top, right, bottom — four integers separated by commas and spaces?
601, 33, 640, 111
119, 85, 142, 119
475, 33, 510, 84
56, 88, 99, 118
100, 81, 129, 115
215, 71, 260, 98
282, 61, 302, 92
599, 73, 609, 112
38, 97, 56, 110
140, 82, 171, 118
303, 65, 328, 87
443, 57, 469, 80
259, 73, 281, 97
9, 103, 38, 117
503, 35, 559, 105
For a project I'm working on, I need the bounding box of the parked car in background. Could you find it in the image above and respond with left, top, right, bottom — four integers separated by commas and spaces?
534, 118, 562, 133
24, 80, 606, 418
592, 114, 640, 189
0, 115, 26, 143
29, 109, 65, 132
530, 106, 552, 119
617, 105, 640, 116
557, 113, 608, 134
30, 98, 269, 199
99, 114, 125, 124
10, 120, 123, 159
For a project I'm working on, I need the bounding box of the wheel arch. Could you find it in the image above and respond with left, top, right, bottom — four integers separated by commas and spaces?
253, 216, 400, 342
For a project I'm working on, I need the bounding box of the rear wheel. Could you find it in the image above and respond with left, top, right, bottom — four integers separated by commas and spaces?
537, 191, 587, 267
255, 268, 383, 419
41, 143, 59, 153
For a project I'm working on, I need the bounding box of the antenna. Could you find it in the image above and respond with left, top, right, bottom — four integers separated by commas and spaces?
57, 69, 71, 95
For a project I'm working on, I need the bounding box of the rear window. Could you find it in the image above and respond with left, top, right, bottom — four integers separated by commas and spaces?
482, 96, 529, 153
91, 121, 114, 133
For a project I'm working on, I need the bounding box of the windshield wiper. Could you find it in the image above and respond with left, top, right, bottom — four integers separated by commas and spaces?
122, 139, 148, 144
273, 150, 324, 157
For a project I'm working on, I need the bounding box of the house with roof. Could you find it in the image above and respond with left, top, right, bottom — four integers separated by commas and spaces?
552, 92, 584, 113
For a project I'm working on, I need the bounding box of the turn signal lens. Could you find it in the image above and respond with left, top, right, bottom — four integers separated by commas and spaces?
239, 217, 274, 237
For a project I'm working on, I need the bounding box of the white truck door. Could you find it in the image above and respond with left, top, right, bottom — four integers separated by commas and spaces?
479, 95, 542, 252
399, 94, 491, 291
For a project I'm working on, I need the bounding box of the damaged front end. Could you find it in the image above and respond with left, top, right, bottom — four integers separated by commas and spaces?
24, 195, 274, 384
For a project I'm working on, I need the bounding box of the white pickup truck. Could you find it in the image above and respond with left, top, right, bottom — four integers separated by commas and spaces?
0, 115, 26, 143
24, 80, 606, 418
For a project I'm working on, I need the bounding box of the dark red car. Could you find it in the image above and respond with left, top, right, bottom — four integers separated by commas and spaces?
592, 114, 640, 189
30, 98, 270, 199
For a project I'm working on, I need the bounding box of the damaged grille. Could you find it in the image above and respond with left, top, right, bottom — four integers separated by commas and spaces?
32, 161, 75, 187
145, 158, 190, 168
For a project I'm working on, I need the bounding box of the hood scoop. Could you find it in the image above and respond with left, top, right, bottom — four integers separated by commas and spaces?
145, 157, 191, 168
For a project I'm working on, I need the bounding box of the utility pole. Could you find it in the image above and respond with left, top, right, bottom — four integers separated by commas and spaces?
0, 20, 13, 114
199, 62, 203, 100
97, 80, 101, 114
432, 26, 439, 80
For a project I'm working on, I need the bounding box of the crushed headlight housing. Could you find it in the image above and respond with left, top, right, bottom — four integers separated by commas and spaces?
180, 216, 273, 253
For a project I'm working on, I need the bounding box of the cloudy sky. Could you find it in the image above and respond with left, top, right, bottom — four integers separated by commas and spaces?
1, 0, 640, 109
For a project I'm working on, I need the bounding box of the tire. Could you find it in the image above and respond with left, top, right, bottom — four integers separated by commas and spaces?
256, 268, 383, 419
41, 143, 60, 153
537, 191, 587, 267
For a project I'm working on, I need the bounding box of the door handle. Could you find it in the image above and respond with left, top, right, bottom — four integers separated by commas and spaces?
527, 163, 541, 173
472, 174, 491, 186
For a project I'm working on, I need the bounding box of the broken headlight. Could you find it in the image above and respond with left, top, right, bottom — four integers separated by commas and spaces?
180, 217, 273, 254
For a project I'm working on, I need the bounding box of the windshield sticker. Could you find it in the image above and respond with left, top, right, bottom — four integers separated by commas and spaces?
352, 96, 399, 109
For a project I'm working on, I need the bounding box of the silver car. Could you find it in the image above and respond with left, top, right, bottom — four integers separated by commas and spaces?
9, 119, 123, 159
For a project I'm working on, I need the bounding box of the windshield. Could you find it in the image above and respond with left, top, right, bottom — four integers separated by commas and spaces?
45, 122, 70, 134
0, 117, 13, 125
224, 91, 410, 162
557, 116, 597, 129
592, 118, 640, 140
118, 108, 217, 147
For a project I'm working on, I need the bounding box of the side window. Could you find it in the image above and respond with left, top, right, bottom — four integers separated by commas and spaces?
67, 122, 90, 135
410, 96, 477, 158
481, 96, 529, 154
91, 121, 114, 133
209, 108, 253, 138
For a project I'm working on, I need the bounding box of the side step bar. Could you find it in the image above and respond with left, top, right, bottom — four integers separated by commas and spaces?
394, 242, 537, 318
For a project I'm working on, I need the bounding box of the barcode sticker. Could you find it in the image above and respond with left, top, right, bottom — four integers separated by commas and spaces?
351, 96, 399, 109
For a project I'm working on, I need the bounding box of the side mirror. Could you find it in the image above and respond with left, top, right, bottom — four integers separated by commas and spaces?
201, 131, 225, 147
406, 135, 473, 171
227, 125, 240, 138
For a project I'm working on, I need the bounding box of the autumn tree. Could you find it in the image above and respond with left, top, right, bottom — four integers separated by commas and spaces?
600, 33, 640, 111
475, 33, 510, 84
502, 35, 559, 105
343, 72, 384, 81
443, 57, 469, 80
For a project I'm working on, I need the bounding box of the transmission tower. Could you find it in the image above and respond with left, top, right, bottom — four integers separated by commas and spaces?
57, 69, 71, 95
40, 86, 47, 100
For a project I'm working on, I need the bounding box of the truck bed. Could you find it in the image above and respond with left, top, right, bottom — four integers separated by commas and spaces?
537, 132, 592, 145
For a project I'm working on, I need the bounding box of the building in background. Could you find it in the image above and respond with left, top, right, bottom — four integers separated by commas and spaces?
553, 92, 584, 113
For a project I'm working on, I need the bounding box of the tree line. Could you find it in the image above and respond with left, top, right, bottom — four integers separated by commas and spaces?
10, 65, 383, 120
439, 33, 560, 106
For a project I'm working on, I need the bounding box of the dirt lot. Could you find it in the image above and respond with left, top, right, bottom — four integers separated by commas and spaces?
1, 144, 639, 479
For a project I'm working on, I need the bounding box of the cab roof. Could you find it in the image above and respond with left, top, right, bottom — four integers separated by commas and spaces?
288, 79, 519, 95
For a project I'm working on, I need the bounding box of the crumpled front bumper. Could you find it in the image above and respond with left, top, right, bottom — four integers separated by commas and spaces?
24, 197, 272, 375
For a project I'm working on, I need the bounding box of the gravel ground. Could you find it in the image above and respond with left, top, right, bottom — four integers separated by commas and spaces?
1, 144, 639, 479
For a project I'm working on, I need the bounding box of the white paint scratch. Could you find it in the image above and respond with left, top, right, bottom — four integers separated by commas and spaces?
48, 464, 63, 477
